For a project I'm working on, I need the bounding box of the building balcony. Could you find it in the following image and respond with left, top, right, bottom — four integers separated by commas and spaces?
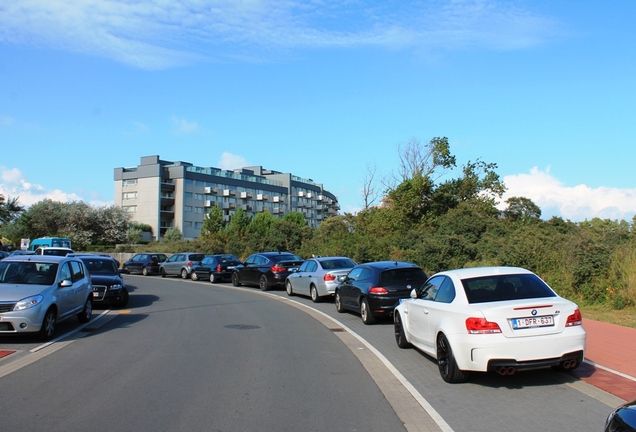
256, 194, 269, 201
240, 191, 253, 199
273, 196, 284, 203
161, 182, 175, 192
222, 203, 236, 210
204, 200, 216, 207
204, 186, 218, 194
241, 204, 253, 211
222, 189, 236, 197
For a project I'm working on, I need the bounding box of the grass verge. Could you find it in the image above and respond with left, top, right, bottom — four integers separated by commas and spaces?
580, 305, 636, 329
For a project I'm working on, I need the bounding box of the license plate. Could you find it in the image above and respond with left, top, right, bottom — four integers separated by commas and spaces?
512, 315, 554, 329
227, 266, 235, 270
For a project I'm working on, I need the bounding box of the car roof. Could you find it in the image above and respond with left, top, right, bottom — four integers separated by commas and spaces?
258, 251, 297, 256
2, 255, 71, 263
358, 261, 421, 270
313, 256, 354, 261
433, 266, 534, 279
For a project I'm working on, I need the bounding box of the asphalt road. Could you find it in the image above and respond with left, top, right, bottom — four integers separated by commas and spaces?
0, 274, 623, 431
0, 277, 405, 432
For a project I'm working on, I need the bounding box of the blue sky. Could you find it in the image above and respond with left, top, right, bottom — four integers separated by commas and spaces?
1, 1, 635, 222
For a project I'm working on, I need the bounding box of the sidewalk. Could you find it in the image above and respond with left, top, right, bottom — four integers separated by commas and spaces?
570, 319, 636, 402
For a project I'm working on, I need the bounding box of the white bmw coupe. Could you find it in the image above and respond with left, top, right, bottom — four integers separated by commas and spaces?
393, 266, 586, 383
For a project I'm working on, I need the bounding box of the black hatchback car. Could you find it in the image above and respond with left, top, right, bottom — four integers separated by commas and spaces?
335, 261, 428, 324
232, 252, 304, 291
122, 253, 168, 276
191, 254, 242, 283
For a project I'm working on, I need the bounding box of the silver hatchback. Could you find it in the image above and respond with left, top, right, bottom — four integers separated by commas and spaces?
0, 255, 93, 340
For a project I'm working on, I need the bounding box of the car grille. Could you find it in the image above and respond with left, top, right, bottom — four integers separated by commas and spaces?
0, 303, 16, 313
92, 285, 107, 301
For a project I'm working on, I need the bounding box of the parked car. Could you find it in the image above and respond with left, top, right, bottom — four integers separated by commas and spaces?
122, 253, 168, 276
285, 256, 357, 302
8, 250, 35, 257
231, 252, 304, 291
160, 252, 206, 279
0, 255, 93, 340
335, 261, 428, 325
0, 251, 8, 260
191, 254, 242, 283
393, 266, 586, 383
605, 399, 636, 432
76, 254, 129, 308
34, 247, 74, 256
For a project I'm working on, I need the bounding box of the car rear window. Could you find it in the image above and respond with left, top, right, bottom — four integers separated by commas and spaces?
189, 254, 205, 261
321, 259, 356, 269
269, 254, 302, 263
380, 268, 428, 286
462, 273, 557, 304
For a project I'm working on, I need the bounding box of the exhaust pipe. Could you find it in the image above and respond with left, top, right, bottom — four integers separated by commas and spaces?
496, 366, 516, 376
562, 359, 577, 369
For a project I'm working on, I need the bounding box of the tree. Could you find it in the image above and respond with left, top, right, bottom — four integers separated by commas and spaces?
227, 208, 251, 237
0, 194, 24, 226
201, 206, 224, 236
282, 211, 307, 227
163, 227, 183, 242
503, 197, 542, 223
360, 163, 380, 210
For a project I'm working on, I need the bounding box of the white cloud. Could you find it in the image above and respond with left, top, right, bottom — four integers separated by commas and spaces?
0, 0, 563, 69
0, 167, 85, 207
501, 167, 636, 222
218, 152, 249, 170
171, 116, 199, 134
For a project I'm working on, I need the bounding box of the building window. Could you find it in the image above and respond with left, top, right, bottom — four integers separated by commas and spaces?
184, 192, 193, 199
194, 222, 203, 229
184, 206, 192, 212
122, 192, 137, 200
184, 221, 193, 227
195, 193, 204, 201
195, 207, 205, 214
123, 179, 137, 187
123, 205, 137, 213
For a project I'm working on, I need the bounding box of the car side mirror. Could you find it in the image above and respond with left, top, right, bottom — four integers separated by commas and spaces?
59, 279, 73, 288
410, 288, 418, 299
337, 275, 347, 283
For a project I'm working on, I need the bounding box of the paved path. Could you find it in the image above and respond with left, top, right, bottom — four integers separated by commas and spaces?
572, 319, 636, 402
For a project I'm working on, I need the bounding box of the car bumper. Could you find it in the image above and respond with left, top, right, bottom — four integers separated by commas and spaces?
449, 327, 587, 372
367, 294, 410, 315
0, 306, 46, 334
92, 287, 126, 303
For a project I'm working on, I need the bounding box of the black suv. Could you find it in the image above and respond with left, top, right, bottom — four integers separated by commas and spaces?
232, 252, 304, 291
335, 261, 428, 324
122, 253, 168, 276
77, 254, 129, 308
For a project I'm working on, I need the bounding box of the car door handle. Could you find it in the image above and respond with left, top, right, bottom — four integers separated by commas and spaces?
423, 308, 430, 314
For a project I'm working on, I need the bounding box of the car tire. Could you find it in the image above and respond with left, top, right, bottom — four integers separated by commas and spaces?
437, 333, 468, 383
116, 288, 129, 309
39, 308, 57, 341
259, 275, 270, 291
210, 273, 217, 283
161, 268, 166, 278
285, 280, 294, 296
191, 271, 199, 281
394, 312, 411, 348
232, 272, 241, 287
335, 292, 345, 313
181, 269, 189, 279
310, 285, 320, 303
360, 298, 376, 325
142, 267, 149, 276
77, 297, 92, 324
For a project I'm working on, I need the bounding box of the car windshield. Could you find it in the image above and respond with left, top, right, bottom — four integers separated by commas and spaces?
81, 258, 119, 275
461, 273, 557, 304
0, 261, 59, 285
269, 254, 302, 263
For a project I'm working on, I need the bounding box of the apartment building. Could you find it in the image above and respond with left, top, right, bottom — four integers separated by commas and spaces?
114, 156, 340, 241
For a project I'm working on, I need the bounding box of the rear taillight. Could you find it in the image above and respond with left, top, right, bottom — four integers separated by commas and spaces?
369, 287, 389, 295
187, 261, 194, 267
466, 318, 502, 334
566, 309, 582, 327
271, 265, 286, 273
323, 273, 336, 282
150, 260, 157, 265
216, 265, 222, 272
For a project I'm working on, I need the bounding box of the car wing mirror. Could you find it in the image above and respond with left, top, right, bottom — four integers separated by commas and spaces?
59, 279, 73, 288
410, 288, 418, 299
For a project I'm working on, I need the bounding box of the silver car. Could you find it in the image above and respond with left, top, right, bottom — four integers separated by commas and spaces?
0, 255, 93, 340
285, 256, 357, 302
160, 252, 206, 279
